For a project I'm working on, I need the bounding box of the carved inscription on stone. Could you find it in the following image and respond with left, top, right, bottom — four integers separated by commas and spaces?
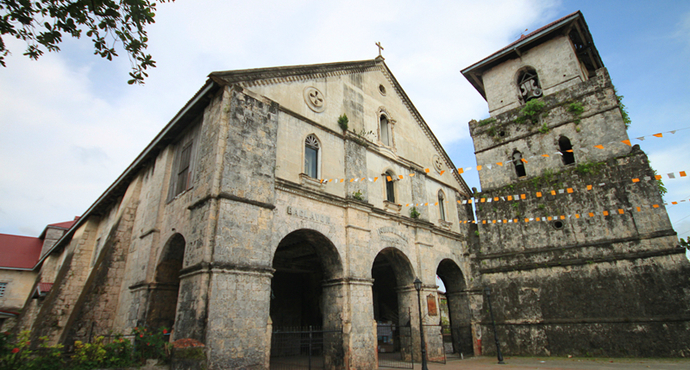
287, 206, 331, 224
377, 226, 409, 247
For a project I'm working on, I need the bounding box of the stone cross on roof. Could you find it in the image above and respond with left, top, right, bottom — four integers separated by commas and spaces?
376, 42, 384, 57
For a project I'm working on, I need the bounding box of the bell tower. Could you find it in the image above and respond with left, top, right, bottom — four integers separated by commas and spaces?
462, 11, 690, 358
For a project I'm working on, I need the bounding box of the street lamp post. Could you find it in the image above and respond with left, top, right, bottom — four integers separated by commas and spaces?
484, 286, 505, 364
413, 278, 429, 370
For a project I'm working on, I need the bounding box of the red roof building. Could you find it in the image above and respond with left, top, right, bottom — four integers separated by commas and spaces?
0, 217, 78, 331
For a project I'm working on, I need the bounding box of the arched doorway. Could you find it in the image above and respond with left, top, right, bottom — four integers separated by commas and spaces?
436, 259, 473, 357
269, 229, 344, 369
146, 233, 185, 330
371, 247, 416, 364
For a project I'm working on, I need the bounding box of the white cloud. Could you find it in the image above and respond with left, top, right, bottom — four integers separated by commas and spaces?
18, 0, 690, 240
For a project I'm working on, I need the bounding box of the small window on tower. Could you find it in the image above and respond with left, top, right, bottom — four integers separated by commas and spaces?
559, 136, 575, 165
517, 67, 542, 102
513, 151, 526, 177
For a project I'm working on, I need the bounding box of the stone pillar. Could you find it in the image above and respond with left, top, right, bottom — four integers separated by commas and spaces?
344, 279, 377, 369
421, 291, 444, 362
173, 270, 211, 343
322, 281, 346, 370
397, 286, 418, 362
205, 267, 273, 369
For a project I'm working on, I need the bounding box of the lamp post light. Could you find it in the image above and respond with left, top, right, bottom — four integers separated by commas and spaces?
484, 286, 505, 364
413, 278, 429, 370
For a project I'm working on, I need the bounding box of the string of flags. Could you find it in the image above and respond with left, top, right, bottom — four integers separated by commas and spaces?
321, 169, 687, 193
632, 127, 690, 141
319, 128, 690, 184
460, 199, 688, 225
387, 195, 688, 225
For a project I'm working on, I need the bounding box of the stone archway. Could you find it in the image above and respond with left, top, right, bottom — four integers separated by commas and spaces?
269, 229, 344, 369
146, 233, 185, 330
436, 259, 473, 356
371, 247, 417, 362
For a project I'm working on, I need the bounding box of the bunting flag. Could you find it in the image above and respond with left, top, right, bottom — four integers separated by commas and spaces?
316, 128, 690, 184
455, 199, 687, 225
321, 169, 688, 185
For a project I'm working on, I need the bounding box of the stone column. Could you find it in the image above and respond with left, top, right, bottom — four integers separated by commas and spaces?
421, 290, 444, 362
344, 279, 377, 369
322, 280, 346, 370
397, 286, 418, 362
205, 267, 273, 369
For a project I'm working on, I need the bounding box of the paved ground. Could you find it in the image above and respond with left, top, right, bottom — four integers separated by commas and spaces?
422, 356, 690, 370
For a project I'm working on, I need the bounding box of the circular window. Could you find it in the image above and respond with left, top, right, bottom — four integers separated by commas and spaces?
432, 154, 444, 173
379, 84, 387, 95
303, 86, 325, 113
552, 220, 564, 230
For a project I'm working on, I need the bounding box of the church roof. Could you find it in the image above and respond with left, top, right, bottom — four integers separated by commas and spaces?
461, 11, 604, 99
0, 233, 43, 270
209, 59, 380, 85
47, 218, 79, 230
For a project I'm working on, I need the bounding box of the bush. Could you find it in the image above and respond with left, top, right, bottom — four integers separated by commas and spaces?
1, 327, 169, 370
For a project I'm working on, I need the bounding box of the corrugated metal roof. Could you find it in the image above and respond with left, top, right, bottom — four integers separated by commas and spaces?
0, 233, 42, 269
47, 218, 79, 230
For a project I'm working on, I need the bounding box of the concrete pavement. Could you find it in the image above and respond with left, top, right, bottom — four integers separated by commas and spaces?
422, 356, 690, 370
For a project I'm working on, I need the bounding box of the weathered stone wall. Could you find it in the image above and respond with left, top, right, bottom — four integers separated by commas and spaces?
40, 227, 68, 258
64, 178, 141, 343
472, 120, 690, 357
478, 253, 690, 357
483, 35, 586, 116
471, 68, 628, 192
30, 216, 101, 344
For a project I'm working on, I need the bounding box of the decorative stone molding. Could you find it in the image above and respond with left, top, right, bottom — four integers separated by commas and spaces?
303, 86, 325, 113
383, 200, 401, 213
300, 173, 325, 190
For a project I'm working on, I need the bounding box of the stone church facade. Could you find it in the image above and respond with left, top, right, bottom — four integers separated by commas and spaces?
14, 10, 690, 369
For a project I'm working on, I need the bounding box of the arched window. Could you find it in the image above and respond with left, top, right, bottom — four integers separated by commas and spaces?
513, 151, 526, 177
559, 136, 575, 165
517, 67, 542, 102
380, 114, 390, 146
438, 190, 446, 221
304, 134, 320, 178
384, 171, 396, 203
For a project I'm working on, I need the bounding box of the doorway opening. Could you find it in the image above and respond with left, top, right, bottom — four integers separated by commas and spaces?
270, 229, 343, 369
436, 259, 473, 357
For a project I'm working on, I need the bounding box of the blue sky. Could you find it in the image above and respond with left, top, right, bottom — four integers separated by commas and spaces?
1, 0, 689, 249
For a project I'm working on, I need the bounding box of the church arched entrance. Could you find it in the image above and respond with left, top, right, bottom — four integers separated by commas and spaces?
371, 247, 417, 364
146, 233, 185, 330
269, 229, 344, 369
436, 259, 474, 357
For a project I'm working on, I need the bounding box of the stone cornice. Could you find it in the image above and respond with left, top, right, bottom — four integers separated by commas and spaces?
476, 229, 677, 260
